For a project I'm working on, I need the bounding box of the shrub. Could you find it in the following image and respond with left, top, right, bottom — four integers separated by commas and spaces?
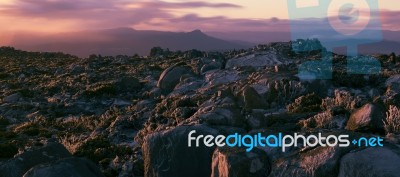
299, 111, 332, 129
287, 93, 322, 113
384, 105, 400, 134
321, 89, 365, 111
83, 81, 116, 98
74, 136, 133, 164
299, 110, 347, 129
266, 79, 305, 106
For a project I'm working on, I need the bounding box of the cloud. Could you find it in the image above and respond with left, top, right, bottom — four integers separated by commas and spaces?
0, 0, 242, 31
0, 0, 399, 33
0, 0, 241, 19
136, 1, 242, 9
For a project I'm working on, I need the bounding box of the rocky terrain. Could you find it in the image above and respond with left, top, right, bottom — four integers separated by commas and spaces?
1, 40, 400, 177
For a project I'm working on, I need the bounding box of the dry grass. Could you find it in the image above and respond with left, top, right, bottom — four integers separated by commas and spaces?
384, 105, 400, 134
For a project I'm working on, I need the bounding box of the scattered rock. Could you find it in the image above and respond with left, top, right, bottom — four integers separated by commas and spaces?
23, 157, 105, 177
0, 142, 72, 177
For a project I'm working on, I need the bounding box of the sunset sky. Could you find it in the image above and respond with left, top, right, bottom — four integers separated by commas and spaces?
0, 0, 399, 33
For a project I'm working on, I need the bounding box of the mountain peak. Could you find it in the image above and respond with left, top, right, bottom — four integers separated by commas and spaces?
189, 29, 203, 34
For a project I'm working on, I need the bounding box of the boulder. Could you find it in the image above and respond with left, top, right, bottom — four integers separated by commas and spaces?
171, 80, 204, 96
241, 86, 268, 110
205, 70, 242, 86
157, 65, 193, 93
211, 147, 270, 177
3, 93, 22, 103
201, 62, 222, 74
385, 74, 400, 87
269, 143, 355, 177
385, 75, 400, 94
345, 103, 385, 132
142, 125, 218, 177
23, 157, 105, 177
338, 147, 400, 177
225, 52, 282, 69
0, 142, 72, 177
199, 107, 245, 127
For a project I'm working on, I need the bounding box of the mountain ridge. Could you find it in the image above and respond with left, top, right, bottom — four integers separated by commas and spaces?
5, 28, 250, 57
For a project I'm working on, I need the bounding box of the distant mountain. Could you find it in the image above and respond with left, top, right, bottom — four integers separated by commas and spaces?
207, 30, 400, 55
6, 28, 250, 57
357, 40, 400, 55
4, 28, 400, 57
206, 31, 291, 44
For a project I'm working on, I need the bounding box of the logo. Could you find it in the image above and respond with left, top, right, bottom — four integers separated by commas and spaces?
287, 0, 382, 79
188, 131, 384, 152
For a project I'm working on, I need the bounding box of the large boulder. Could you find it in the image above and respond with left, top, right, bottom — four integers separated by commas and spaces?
338, 147, 400, 177
211, 147, 270, 177
241, 86, 268, 110
23, 157, 105, 177
157, 65, 194, 93
142, 125, 218, 177
345, 103, 385, 132
0, 142, 72, 177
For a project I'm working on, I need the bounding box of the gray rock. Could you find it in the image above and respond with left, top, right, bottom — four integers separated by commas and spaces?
3, 93, 22, 103
225, 52, 283, 69
385, 74, 400, 87
157, 65, 194, 93
204, 70, 242, 86
345, 103, 385, 132
338, 147, 400, 177
0, 142, 72, 177
201, 62, 222, 74
241, 86, 268, 110
142, 125, 218, 177
23, 157, 105, 177
171, 80, 204, 96
211, 147, 270, 177
269, 144, 354, 177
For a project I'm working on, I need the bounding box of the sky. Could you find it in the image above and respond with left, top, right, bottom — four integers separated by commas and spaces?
0, 0, 399, 33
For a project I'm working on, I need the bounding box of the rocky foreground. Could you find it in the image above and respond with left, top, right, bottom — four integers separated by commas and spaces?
1, 40, 400, 177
